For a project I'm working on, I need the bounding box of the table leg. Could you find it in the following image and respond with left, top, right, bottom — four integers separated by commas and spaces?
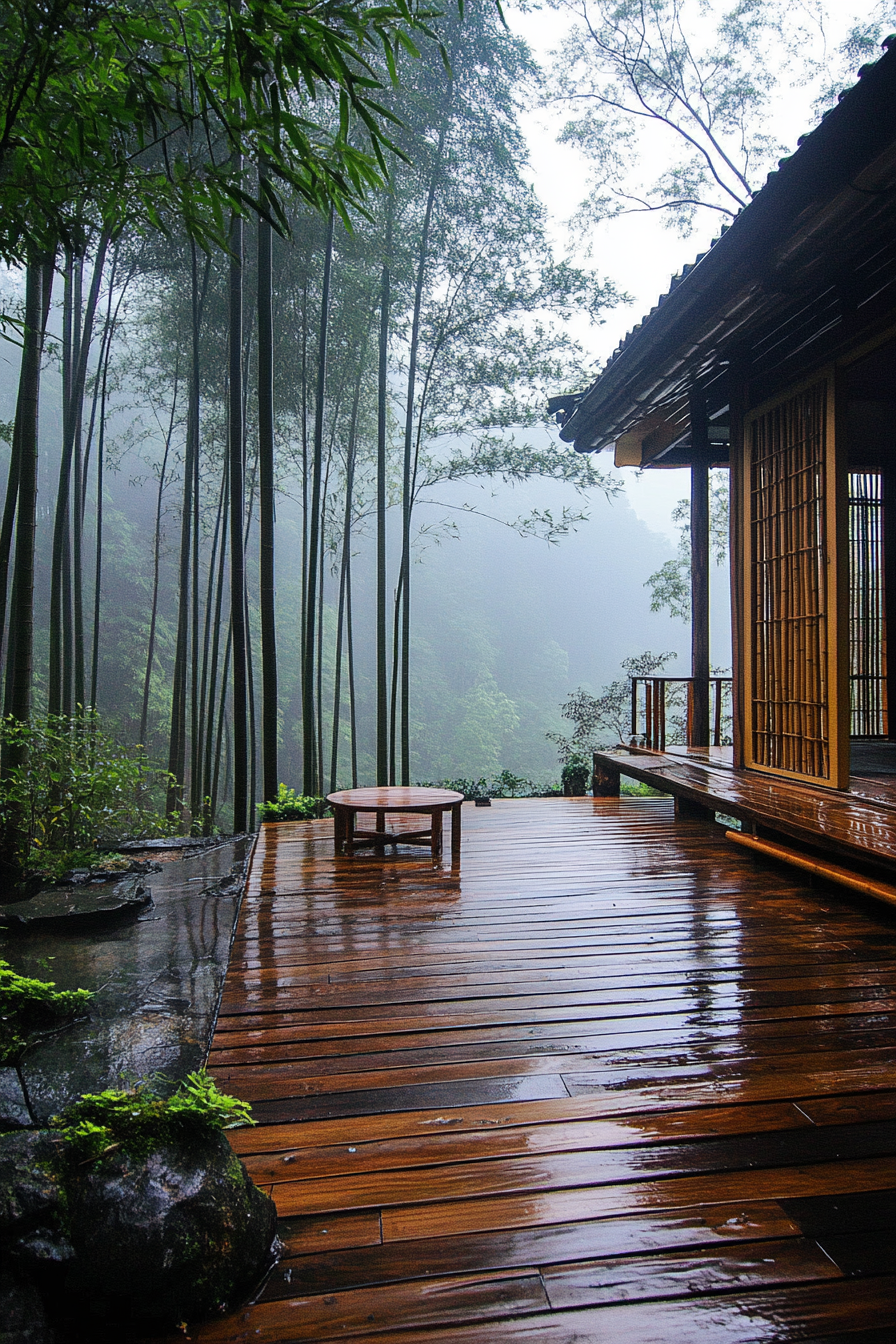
430, 809, 443, 858
346, 809, 355, 851
451, 801, 462, 861
376, 809, 386, 852
333, 806, 345, 855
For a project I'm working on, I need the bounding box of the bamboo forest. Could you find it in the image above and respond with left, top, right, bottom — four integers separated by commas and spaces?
0, 0, 678, 861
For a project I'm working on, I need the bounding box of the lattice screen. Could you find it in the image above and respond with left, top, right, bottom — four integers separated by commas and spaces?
849, 471, 887, 737
749, 381, 829, 778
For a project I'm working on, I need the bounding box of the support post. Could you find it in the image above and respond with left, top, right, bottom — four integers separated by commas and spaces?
689, 387, 711, 748
592, 754, 621, 796
884, 460, 896, 739
675, 793, 714, 821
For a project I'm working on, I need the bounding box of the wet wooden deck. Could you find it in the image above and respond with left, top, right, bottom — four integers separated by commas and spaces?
596, 747, 896, 875
194, 798, 894, 1341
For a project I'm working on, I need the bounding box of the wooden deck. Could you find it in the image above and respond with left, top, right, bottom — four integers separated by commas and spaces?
596, 747, 896, 877
178, 798, 894, 1341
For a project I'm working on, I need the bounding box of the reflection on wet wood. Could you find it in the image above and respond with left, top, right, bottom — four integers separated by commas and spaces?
189, 798, 895, 1341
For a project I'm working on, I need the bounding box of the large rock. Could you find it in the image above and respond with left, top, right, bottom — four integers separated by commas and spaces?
0, 1131, 66, 1239
65, 1129, 277, 1321
0, 1070, 31, 1130
0, 1267, 55, 1344
0, 876, 151, 931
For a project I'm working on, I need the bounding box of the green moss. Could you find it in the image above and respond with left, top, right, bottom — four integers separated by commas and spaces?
51, 1071, 255, 1166
0, 959, 92, 1065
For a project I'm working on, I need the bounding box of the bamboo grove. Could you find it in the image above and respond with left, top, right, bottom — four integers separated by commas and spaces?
0, 2, 619, 844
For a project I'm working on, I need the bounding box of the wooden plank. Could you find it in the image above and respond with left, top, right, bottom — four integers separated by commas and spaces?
239, 1103, 812, 1186
540, 1237, 840, 1307
210, 1020, 896, 1081
261, 1202, 803, 1299
270, 1124, 896, 1218
379, 1155, 896, 1241
271, 1277, 896, 1344
213, 982, 896, 1040
277, 1210, 382, 1257
210, 1000, 896, 1063
169, 1269, 549, 1342
226, 1074, 896, 1159
594, 748, 896, 871
213, 1044, 896, 1108
795, 1090, 896, 1125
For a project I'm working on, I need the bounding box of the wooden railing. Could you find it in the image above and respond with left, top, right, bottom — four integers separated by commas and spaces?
630, 676, 732, 751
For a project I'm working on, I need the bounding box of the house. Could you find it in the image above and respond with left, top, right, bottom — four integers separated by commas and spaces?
551, 38, 896, 891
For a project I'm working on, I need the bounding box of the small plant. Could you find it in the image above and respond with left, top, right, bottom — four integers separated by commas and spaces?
416, 776, 492, 800
52, 1071, 255, 1166
416, 772, 544, 800
0, 710, 177, 876
258, 784, 323, 822
491, 769, 532, 798
0, 959, 93, 1065
561, 754, 591, 796
24, 848, 131, 883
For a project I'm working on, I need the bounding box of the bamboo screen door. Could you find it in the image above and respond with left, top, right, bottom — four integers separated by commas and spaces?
849, 471, 887, 737
742, 375, 849, 788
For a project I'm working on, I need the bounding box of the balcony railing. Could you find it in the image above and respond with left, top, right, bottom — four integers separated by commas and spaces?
630, 676, 732, 751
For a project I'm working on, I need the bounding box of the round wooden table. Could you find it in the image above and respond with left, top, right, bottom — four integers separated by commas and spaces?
326, 787, 464, 859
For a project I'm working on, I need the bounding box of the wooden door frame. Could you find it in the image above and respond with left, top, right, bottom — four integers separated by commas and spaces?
738, 366, 849, 790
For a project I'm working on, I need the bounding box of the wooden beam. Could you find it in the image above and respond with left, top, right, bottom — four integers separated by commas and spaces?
726, 829, 896, 909
689, 387, 711, 747
591, 754, 620, 797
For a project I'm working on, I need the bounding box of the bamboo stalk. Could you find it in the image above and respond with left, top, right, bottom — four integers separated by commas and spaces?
726, 829, 896, 910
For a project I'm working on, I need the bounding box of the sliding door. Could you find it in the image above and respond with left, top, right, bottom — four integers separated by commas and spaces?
741, 373, 848, 787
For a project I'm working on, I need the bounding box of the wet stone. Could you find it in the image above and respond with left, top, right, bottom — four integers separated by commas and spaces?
0, 877, 151, 931
4, 839, 252, 1124
0, 1069, 31, 1130
0, 1130, 65, 1237
0, 1266, 55, 1344
66, 1128, 278, 1322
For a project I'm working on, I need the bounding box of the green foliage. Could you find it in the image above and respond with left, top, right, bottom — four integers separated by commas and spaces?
561, 754, 591, 795
0, 959, 92, 1065
258, 785, 324, 822
52, 1071, 255, 1166
620, 779, 667, 797
416, 770, 553, 799
548, 651, 678, 762
24, 849, 130, 884
645, 476, 729, 621
0, 0, 448, 259
0, 711, 176, 867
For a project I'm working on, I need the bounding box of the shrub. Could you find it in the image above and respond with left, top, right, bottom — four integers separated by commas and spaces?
0, 959, 93, 1065
0, 710, 176, 870
52, 1071, 255, 1166
415, 772, 552, 799
561, 754, 591, 796
620, 779, 668, 797
258, 784, 323, 822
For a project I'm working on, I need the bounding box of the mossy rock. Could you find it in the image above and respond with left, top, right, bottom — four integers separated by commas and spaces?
0, 1130, 66, 1240
64, 1128, 276, 1322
